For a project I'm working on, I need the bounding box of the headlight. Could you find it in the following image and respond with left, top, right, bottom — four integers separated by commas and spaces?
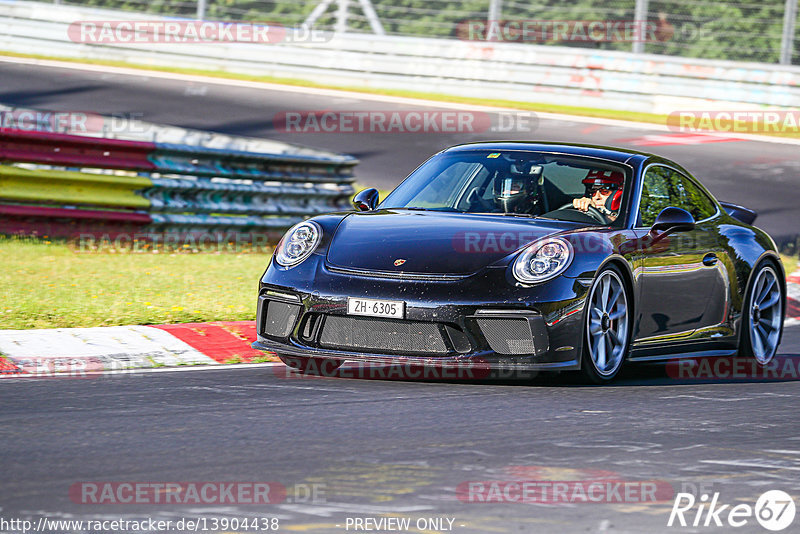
275, 221, 322, 267
512, 237, 573, 283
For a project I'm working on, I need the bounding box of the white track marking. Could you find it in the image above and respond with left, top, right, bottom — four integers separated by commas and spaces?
0, 325, 217, 366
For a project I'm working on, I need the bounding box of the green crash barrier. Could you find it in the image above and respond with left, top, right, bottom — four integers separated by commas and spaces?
0, 166, 152, 209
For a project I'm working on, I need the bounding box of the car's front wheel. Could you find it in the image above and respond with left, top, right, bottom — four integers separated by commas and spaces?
581, 265, 632, 384
278, 355, 343, 375
739, 261, 784, 364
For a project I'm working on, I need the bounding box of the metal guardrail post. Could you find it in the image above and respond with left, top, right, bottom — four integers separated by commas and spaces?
781, 0, 799, 65
197, 0, 207, 21
633, 0, 649, 54
358, 0, 385, 35
488, 0, 502, 24
335, 0, 349, 33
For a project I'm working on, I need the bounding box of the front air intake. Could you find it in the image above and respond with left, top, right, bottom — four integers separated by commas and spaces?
476, 318, 537, 355
261, 300, 301, 338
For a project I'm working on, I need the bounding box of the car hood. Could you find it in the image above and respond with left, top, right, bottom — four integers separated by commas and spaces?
325, 210, 581, 275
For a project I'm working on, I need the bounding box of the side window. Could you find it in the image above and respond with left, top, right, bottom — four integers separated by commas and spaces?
639, 166, 674, 227
639, 166, 717, 226
679, 177, 718, 222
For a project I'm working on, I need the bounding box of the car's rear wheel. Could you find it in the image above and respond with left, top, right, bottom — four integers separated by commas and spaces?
278, 355, 343, 375
740, 262, 784, 364
581, 265, 632, 384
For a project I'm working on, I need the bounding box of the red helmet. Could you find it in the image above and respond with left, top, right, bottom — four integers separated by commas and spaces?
582, 169, 624, 189
583, 169, 624, 213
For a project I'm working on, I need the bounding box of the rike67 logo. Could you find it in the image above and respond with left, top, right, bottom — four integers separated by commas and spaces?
668, 490, 796, 531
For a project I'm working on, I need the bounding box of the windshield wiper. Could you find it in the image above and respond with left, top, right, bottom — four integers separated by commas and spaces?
500, 212, 540, 218
397, 207, 460, 212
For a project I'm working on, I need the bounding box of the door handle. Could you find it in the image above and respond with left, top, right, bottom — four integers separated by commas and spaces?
703, 253, 718, 266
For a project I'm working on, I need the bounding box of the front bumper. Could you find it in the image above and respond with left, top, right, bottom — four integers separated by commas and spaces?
250, 259, 589, 371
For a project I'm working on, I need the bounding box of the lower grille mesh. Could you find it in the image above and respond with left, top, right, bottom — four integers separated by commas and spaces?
319, 316, 448, 355
476, 318, 536, 355
263, 301, 301, 338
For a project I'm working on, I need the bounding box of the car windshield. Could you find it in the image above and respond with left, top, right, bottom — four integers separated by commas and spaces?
380, 149, 631, 226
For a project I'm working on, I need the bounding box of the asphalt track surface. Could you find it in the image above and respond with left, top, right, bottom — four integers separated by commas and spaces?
1, 329, 799, 533
1, 60, 800, 533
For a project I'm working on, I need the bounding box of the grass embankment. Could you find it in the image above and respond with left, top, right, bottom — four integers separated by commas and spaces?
783, 254, 798, 275
0, 237, 797, 330
0, 237, 271, 329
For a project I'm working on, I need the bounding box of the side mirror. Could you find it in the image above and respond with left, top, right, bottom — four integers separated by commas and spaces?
650, 207, 695, 234
352, 188, 379, 212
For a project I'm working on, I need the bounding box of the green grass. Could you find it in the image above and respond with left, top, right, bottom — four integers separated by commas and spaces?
782, 254, 798, 275
0, 237, 271, 329
1, 238, 796, 331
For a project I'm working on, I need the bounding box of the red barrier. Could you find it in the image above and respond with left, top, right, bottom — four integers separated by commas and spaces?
0, 129, 156, 170
0, 203, 152, 239
151, 321, 267, 363
0, 204, 151, 222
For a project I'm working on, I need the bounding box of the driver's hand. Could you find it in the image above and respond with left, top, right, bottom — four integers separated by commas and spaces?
572, 197, 592, 212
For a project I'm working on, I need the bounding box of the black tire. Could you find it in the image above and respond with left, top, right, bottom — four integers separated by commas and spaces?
278, 355, 343, 375
580, 264, 633, 384
738, 260, 784, 364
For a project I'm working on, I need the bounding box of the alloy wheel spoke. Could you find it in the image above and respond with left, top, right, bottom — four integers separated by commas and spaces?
608, 307, 626, 321
759, 318, 774, 334
758, 275, 776, 304
608, 285, 622, 311
596, 335, 607, 369
608, 329, 621, 348
752, 324, 766, 358
601, 277, 610, 313
759, 291, 780, 311
590, 318, 603, 335
606, 338, 619, 367
756, 323, 768, 341
592, 333, 602, 356
753, 274, 766, 304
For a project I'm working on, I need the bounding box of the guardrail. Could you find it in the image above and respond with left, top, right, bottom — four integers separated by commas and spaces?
1, 0, 800, 112
0, 125, 358, 244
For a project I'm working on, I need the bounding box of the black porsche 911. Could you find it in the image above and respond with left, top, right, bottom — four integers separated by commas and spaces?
252, 142, 786, 383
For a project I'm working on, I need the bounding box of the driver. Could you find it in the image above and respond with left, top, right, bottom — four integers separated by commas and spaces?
492, 162, 542, 214
572, 169, 624, 222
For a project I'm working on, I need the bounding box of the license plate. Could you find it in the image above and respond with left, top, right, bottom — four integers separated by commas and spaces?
347, 297, 405, 319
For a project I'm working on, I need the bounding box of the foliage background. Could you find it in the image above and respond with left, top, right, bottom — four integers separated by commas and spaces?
63, 0, 800, 64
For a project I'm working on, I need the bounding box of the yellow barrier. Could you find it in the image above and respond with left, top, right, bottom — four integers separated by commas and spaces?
0, 166, 152, 209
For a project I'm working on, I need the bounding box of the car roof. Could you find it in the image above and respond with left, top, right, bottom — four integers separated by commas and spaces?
442, 141, 654, 166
